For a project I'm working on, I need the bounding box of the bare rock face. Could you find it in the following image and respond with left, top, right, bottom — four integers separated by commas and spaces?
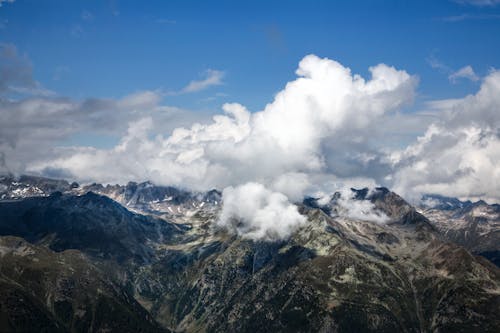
419, 194, 500, 266
0, 177, 499, 332
0, 175, 73, 199
0, 236, 168, 332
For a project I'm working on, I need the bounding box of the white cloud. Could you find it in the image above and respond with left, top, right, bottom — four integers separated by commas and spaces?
426, 54, 450, 72
2, 37, 500, 243
0, 87, 209, 177
181, 69, 224, 93
117, 90, 163, 110
216, 182, 307, 241
6, 49, 500, 238
25, 55, 418, 239
33, 55, 416, 190
313, 183, 389, 224
390, 70, 500, 203
449, 65, 479, 83
335, 188, 389, 224
427, 54, 480, 83
271, 172, 311, 202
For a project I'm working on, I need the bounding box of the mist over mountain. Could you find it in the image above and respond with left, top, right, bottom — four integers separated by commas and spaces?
1, 49, 499, 332
0, 175, 499, 332
2, 0, 500, 331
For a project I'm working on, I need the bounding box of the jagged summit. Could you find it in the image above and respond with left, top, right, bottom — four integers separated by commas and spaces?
419, 193, 500, 267
421, 193, 474, 210
0, 175, 499, 332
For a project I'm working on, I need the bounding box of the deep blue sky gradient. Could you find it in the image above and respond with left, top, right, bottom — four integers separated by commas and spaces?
2, 0, 500, 112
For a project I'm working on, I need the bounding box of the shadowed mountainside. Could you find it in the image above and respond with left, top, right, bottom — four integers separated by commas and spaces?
0, 176, 498, 332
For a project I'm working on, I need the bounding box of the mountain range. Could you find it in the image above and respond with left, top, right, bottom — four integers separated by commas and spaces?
0, 175, 498, 332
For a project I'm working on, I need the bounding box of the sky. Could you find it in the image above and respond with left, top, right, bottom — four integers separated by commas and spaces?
3, 0, 499, 108
1, 0, 500, 221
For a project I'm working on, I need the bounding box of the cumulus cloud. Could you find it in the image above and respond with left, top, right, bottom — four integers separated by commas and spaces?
216, 182, 307, 241
4, 47, 500, 239
31, 55, 416, 190
449, 65, 479, 83
181, 69, 224, 93
390, 70, 500, 203
18, 54, 420, 239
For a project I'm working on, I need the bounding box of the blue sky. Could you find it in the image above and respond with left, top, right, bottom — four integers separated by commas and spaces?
2, 0, 499, 111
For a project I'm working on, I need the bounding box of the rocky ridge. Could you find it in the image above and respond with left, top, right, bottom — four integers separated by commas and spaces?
0, 175, 498, 332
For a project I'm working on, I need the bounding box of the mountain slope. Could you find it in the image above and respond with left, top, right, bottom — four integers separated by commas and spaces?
136, 189, 499, 332
0, 177, 498, 332
0, 191, 186, 263
0, 236, 167, 332
420, 194, 500, 266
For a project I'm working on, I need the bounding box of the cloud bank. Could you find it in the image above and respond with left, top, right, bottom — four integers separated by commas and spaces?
19, 54, 419, 240
2, 51, 500, 239
390, 70, 500, 203
30, 55, 416, 191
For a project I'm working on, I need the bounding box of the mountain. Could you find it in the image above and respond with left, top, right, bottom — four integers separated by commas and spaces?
0, 175, 76, 200
0, 236, 167, 332
419, 194, 500, 266
0, 191, 186, 263
0, 176, 499, 332
79, 180, 221, 218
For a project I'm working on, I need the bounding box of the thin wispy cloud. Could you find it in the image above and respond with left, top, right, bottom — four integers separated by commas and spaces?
427, 53, 481, 83
181, 69, 224, 93
441, 13, 500, 22
426, 54, 451, 72
70, 24, 84, 38
53, 66, 70, 81
81, 10, 94, 21
453, 0, 500, 6
156, 18, 176, 25
449, 65, 480, 83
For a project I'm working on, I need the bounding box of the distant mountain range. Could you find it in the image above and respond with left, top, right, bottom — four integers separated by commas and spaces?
0, 175, 498, 332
